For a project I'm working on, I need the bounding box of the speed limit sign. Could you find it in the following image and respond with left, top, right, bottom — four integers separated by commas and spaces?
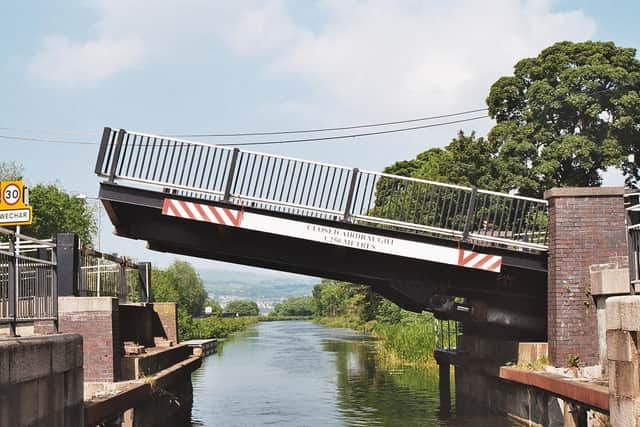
3, 183, 21, 206
0, 180, 32, 226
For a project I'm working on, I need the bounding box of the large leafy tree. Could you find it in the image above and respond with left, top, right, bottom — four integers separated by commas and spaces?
487, 41, 640, 195
381, 131, 497, 188
152, 261, 208, 317
24, 184, 96, 244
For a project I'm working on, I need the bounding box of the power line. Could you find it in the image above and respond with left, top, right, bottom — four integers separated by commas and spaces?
0, 135, 95, 145
174, 107, 488, 137
0, 114, 490, 147
217, 115, 489, 147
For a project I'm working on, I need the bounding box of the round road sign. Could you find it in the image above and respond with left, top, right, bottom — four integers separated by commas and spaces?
3, 183, 21, 206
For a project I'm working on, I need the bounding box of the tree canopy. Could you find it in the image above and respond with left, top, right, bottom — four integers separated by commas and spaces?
24, 184, 96, 244
224, 299, 259, 316
382, 131, 498, 189
271, 296, 315, 317
152, 261, 208, 317
381, 41, 640, 197
487, 41, 640, 195
0, 161, 24, 181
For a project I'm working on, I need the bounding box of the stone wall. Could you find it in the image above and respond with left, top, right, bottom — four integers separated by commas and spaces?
0, 334, 84, 427
607, 296, 640, 426
545, 187, 627, 367
57, 297, 121, 382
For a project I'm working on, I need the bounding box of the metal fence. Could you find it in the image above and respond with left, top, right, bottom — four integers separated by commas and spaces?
79, 246, 148, 303
95, 128, 549, 252
434, 319, 462, 352
626, 193, 640, 294
0, 228, 57, 335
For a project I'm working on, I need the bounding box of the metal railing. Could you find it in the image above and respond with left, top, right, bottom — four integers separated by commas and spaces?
434, 319, 462, 352
95, 128, 549, 252
626, 193, 640, 293
79, 245, 148, 303
0, 228, 57, 335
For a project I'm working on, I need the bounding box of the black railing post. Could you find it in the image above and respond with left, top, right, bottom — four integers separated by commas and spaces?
119, 258, 127, 303
343, 168, 359, 221
8, 235, 17, 336
137, 262, 151, 303
462, 188, 478, 242
108, 129, 127, 183
223, 148, 240, 202
95, 127, 113, 175
56, 233, 79, 296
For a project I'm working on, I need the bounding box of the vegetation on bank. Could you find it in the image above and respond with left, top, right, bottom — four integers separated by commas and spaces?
152, 261, 257, 341
224, 299, 260, 316
308, 279, 439, 368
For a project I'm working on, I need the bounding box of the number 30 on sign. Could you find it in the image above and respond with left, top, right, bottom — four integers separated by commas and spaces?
0, 181, 32, 226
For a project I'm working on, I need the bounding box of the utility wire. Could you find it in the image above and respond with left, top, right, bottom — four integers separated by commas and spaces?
0, 113, 490, 147
174, 108, 488, 137
217, 115, 489, 147
0, 134, 95, 145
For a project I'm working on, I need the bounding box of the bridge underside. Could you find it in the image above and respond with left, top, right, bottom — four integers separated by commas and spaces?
100, 183, 548, 339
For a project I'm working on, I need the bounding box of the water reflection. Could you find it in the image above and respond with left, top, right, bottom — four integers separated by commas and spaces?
191, 321, 514, 426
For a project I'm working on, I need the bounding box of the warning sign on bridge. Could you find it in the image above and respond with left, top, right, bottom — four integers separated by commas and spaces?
161, 198, 502, 273
0, 181, 32, 226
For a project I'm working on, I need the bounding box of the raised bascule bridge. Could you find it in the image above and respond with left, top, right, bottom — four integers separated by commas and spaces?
94, 127, 549, 340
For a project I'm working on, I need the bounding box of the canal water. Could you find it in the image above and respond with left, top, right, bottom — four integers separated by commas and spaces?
191, 321, 515, 426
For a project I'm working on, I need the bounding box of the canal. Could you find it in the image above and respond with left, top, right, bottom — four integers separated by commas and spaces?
191, 321, 515, 426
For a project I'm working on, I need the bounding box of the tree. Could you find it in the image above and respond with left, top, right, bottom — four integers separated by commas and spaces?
0, 161, 23, 181
151, 261, 208, 317
205, 298, 223, 316
487, 41, 640, 195
24, 184, 96, 243
271, 296, 315, 317
225, 299, 259, 316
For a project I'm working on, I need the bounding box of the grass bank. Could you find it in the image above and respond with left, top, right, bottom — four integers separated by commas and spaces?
314, 314, 438, 368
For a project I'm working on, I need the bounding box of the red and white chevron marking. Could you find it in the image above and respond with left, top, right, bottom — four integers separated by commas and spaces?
457, 249, 502, 273
162, 199, 243, 227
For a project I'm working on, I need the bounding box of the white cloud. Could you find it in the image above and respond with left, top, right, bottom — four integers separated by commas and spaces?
267, 0, 596, 121
27, 0, 596, 126
28, 35, 144, 87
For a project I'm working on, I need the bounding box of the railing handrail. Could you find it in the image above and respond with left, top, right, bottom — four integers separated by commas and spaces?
95, 127, 549, 252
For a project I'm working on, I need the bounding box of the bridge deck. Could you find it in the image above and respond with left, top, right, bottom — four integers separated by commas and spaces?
95, 128, 549, 254
95, 127, 548, 327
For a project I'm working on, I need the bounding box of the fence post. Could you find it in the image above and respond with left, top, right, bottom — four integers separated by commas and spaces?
462, 188, 478, 242
343, 168, 360, 221
7, 235, 17, 336
223, 148, 240, 202
137, 262, 151, 303
56, 233, 79, 296
95, 127, 113, 175
119, 258, 127, 303
108, 129, 127, 183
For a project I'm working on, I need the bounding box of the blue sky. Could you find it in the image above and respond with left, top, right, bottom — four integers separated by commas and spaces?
1, 0, 638, 271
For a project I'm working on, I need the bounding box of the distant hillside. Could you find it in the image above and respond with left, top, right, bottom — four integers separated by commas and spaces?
198, 268, 318, 300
